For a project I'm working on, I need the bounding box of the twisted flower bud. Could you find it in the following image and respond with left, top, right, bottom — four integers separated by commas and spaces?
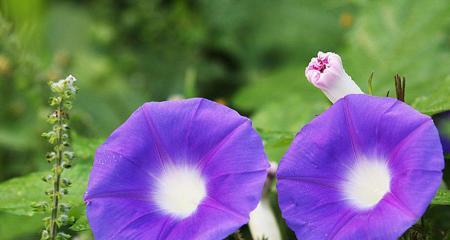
305, 51, 363, 103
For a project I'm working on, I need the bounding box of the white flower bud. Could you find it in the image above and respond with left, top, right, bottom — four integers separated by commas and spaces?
305, 51, 363, 103
249, 198, 282, 240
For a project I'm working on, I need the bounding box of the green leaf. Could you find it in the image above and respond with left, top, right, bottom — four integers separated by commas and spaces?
0, 164, 90, 216
258, 129, 295, 162
259, 129, 294, 149
432, 189, 450, 205
233, 66, 329, 132
411, 76, 450, 115
343, 0, 450, 108
0, 213, 42, 240
69, 208, 90, 232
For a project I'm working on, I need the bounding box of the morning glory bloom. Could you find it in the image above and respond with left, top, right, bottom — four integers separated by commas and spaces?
305, 51, 363, 103
84, 98, 269, 239
277, 94, 444, 239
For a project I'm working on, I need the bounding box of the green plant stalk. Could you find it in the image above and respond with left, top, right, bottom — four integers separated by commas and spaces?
36, 75, 77, 240
49, 102, 63, 240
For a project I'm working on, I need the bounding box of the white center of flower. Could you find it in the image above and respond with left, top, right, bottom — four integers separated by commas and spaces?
153, 165, 206, 218
342, 159, 391, 209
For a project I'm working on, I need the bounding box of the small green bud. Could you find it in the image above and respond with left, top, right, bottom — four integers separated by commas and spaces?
54, 144, 64, 152
63, 151, 74, 160
58, 214, 69, 224
41, 230, 50, 240
63, 101, 72, 110
31, 201, 48, 212
59, 203, 71, 213
42, 174, 53, 183
62, 133, 69, 140
46, 152, 56, 163
45, 189, 54, 196
43, 216, 51, 226
56, 232, 71, 240
47, 112, 58, 124
61, 178, 71, 187
43, 131, 58, 144
54, 165, 63, 174
61, 161, 72, 169
49, 97, 62, 106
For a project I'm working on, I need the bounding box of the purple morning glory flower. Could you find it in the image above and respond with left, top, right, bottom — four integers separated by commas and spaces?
84, 98, 269, 239
277, 94, 444, 239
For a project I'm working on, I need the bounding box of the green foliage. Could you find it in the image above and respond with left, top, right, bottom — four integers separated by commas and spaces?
0, 13, 48, 180
412, 76, 450, 115
0, 164, 89, 216
0, 0, 450, 239
258, 129, 294, 162
234, 66, 330, 132
343, 0, 450, 112
0, 213, 42, 240
71, 134, 103, 161
69, 209, 89, 232
432, 189, 450, 205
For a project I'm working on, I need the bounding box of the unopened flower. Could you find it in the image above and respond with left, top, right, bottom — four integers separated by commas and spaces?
249, 197, 281, 240
277, 94, 444, 239
248, 161, 281, 240
84, 98, 269, 239
305, 51, 363, 103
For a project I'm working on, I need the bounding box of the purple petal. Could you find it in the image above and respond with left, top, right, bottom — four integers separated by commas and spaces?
85, 98, 268, 239
86, 198, 166, 239
163, 202, 246, 239
277, 94, 444, 239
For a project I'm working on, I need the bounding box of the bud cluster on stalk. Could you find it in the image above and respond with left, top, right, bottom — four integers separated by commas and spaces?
32, 75, 78, 240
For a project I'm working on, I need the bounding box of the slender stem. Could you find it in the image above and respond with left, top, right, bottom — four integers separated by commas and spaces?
50, 103, 63, 240
367, 72, 374, 95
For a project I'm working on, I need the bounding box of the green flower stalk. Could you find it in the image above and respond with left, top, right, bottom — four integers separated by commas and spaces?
39, 75, 78, 240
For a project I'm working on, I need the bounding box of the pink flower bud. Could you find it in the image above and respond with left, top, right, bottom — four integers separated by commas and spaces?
305, 51, 363, 103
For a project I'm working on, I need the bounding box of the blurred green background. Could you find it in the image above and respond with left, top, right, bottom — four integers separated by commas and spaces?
0, 0, 449, 239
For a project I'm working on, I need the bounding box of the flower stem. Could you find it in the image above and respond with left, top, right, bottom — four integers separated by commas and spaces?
37, 75, 77, 240
49, 103, 63, 240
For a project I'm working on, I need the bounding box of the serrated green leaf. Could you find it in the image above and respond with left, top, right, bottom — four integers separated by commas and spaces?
432, 189, 450, 205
